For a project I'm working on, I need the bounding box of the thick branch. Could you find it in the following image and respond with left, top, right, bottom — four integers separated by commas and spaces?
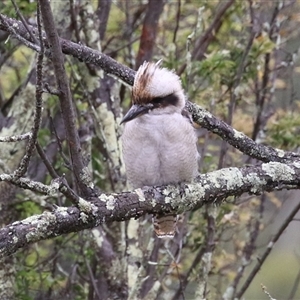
1, 161, 300, 257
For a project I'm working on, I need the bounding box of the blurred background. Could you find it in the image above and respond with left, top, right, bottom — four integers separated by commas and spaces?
1, 0, 300, 299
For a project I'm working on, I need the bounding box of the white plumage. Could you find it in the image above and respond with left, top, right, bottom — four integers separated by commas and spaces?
121, 61, 199, 238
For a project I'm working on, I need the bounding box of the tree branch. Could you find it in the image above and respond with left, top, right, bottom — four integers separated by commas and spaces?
39, 0, 91, 197
1, 161, 300, 257
12, 2, 44, 179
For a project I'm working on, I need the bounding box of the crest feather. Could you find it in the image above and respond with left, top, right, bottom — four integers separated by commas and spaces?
132, 61, 183, 105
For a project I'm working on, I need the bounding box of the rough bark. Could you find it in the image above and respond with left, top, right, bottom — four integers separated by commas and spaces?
1, 161, 300, 257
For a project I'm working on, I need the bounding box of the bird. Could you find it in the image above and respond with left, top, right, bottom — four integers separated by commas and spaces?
121, 61, 199, 238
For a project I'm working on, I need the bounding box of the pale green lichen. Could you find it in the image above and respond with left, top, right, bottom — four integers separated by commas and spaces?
222, 286, 234, 300
92, 228, 104, 247
48, 180, 60, 196
144, 281, 161, 299
245, 173, 266, 193
206, 171, 222, 189
54, 206, 70, 217
19, 214, 44, 225
160, 185, 184, 209
151, 198, 157, 207
106, 195, 116, 210
262, 162, 295, 181
80, 167, 94, 189
127, 264, 139, 290
99, 193, 109, 202
127, 219, 139, 239
135, 188, 145, 202
205, 168, 244, 193
108, 258, 123, 281
98, 102, 121, 167
97, 193, 115, 213
275, 148, 285, 158
162, 186, 180, 199
225, 168, 244, 188
78, 197, 97, 214
79, 212, 89, 223
233, 129, 245, 139
146, 237, 155, 252
25, 212, 56, 242
162, 189, 171, 196
183, 183, 205, 210
293, 161, 300, 169
165, 196, 172, 203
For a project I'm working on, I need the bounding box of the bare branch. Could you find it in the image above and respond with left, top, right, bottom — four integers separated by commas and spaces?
0, 14, 41, 53
192, 0, 235, 60
288, 266, 300, 300
235, 196, 300, 299
0, 132, 32, 142
229, 194, 263, 298
13, 3, 44, 179
186, 101, 300, 163
218, 0, 257, 168
178, 0, 235, 75
39, 0, 92, 197
1, 161, 300, 257
97, 0, 112, 40
0, 173, 58, 194
10, 0, 38, 44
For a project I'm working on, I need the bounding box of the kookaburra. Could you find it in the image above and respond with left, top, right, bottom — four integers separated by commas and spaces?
121, 61, 199, 238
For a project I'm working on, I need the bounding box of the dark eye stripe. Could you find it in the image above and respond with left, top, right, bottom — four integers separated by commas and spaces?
151, 93, 179, 107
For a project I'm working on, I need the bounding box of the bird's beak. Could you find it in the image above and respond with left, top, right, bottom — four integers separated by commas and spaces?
120, 104, 152, 124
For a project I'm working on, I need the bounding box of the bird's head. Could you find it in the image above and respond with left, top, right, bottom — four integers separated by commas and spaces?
121, 61, 186, 124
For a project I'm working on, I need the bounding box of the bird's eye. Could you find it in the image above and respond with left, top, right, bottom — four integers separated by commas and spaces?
151, 94, 179, 107
152, 97, 163, 104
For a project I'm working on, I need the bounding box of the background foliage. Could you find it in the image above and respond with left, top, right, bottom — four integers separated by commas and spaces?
1, 0, 300, 299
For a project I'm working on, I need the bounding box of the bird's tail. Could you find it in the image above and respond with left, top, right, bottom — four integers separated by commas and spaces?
152, 214, 177, 238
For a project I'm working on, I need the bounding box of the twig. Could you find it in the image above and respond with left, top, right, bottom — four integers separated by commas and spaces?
10, 0, 38, 44
12, 2, 44, 178
85, 257, 102, 300
288, 264, 300, 299
218, 0, 256, 169
96, 0, 112, 40
172, 0, 181, 45
192, 0, 235, 60
261, 284, 276, 300
35, 142, 79, 203
225, 194, 264, 298
235, 198, 300, 299
186, 101, 300, 163
0, 14, 40, 53
0, 173, 58, 194
195, 206, 216, 299
49, 117, 72, 171
178, 0, 235, 75
252, 2, 282, 141
39, 0, 92, 197
0, 132, 32, 142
